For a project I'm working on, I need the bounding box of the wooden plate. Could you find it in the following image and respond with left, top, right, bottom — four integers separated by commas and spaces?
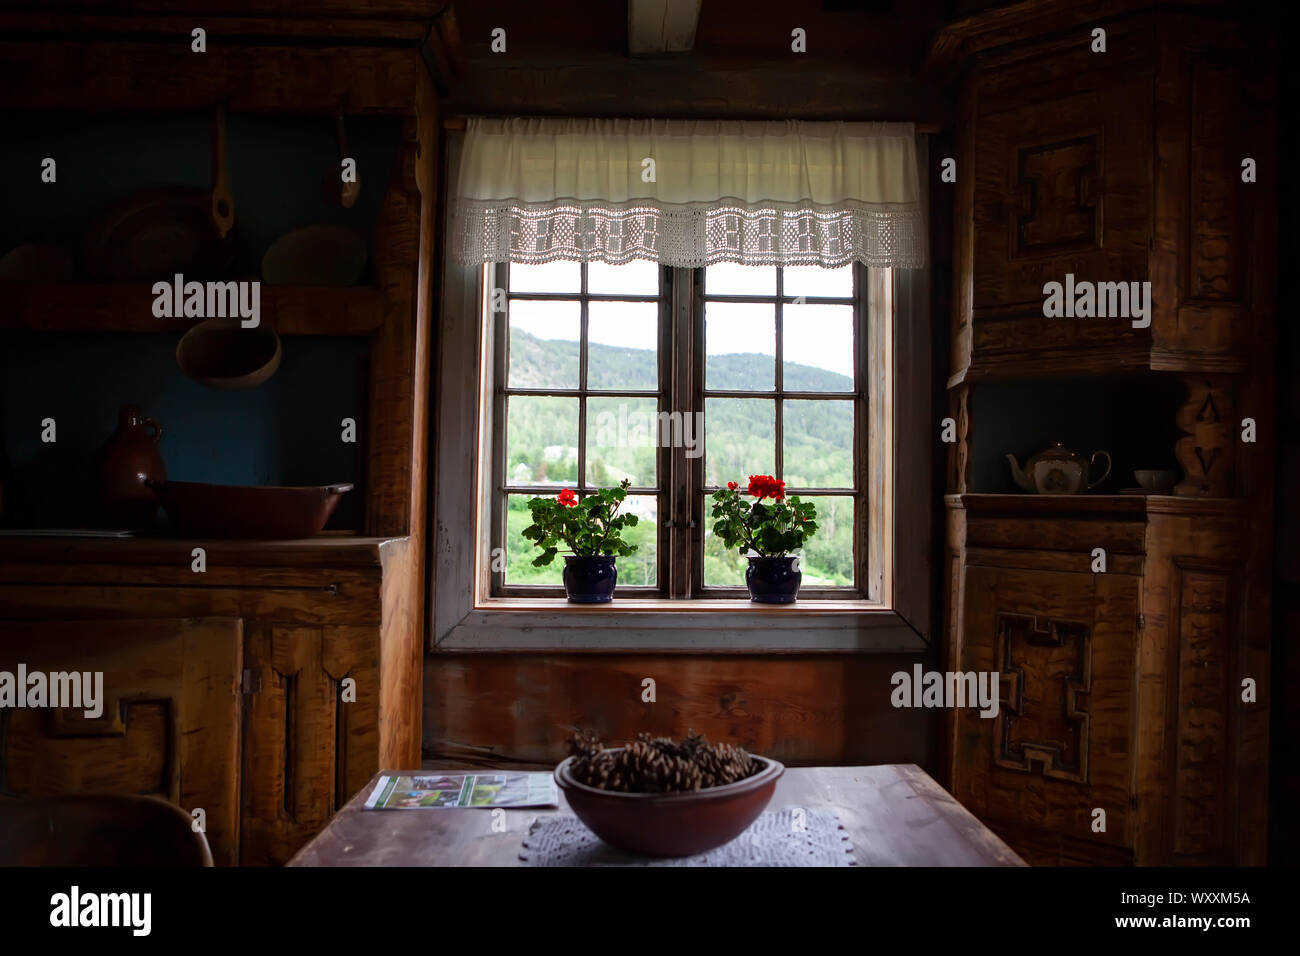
0, 243, 74, 281
83, 186, 236, 282
261, 224, 367, 286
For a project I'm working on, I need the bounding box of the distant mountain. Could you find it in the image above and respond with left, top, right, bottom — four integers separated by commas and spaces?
506, 329, 854, 488
504, 329, 856, 586
509, 328, 852, 393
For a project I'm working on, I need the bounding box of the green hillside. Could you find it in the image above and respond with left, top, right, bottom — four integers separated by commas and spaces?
503, 329, 857, 589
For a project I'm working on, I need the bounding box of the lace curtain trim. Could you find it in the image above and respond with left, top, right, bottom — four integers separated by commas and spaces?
451, 196, 925, 269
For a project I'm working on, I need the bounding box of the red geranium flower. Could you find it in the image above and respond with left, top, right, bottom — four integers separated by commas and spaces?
727, 481, 738, 490
557, 488, 578, 507
746, 474, 786, 501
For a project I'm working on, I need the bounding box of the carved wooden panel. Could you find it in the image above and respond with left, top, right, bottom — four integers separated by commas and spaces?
952, 565, 1138, 861
1186, 61, 1247, 306
1171, 564, 1234, 857
972, 83, 1150, 322
0, 618, 241, 865
947, 384, 970, 494
1174, 375, 1234, 496
240, 623, 379, 866
1013, 136, 1099, 255
1150, 19, 1275, 358
994, 613, 1091, 783
3, 702, 171, 795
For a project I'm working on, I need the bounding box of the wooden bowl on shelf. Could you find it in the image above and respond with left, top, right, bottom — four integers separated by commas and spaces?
554, 751, 784, 857
147, 480, 352, 539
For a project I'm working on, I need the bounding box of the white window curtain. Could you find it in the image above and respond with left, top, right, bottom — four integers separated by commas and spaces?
450, 117, 925, 269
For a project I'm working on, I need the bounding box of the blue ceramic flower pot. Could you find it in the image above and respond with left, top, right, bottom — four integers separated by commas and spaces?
563, 555, 618, 603
745, 556, 801, 604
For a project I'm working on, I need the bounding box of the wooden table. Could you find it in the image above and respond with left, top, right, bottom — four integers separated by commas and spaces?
289, 764, 1027, 867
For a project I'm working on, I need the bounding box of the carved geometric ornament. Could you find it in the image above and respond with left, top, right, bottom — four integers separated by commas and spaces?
1014, 135, 1101, 257
994, 613, 1092, 783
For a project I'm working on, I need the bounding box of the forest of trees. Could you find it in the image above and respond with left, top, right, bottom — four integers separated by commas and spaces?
503, 329, 856, 589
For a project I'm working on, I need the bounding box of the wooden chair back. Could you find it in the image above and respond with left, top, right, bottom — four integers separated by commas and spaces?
0, 794, 214, 866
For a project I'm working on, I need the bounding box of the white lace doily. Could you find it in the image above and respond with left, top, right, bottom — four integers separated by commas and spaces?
519, 806, 856, 867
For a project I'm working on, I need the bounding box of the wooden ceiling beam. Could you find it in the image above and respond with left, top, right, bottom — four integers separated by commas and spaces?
627, 0, 702, 55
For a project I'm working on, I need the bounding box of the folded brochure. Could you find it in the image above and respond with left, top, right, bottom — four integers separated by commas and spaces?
365, 772, 558, 809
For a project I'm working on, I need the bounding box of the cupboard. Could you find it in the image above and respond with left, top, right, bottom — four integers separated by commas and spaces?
930, 0, 1275, 865
0, 536, 418, 865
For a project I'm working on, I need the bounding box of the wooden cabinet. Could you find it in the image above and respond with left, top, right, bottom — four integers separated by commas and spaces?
0, 537, 420, 866
1, 618, 242, 864
944, 495, 1268, 865
936, 3, 1276, 384
953, 563, 1140, 864
931, 0, 1276, 865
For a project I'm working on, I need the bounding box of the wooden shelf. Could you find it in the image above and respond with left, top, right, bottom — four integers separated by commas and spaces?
0, 533, 403, 569
945, 493, 1247, 518
0, 282, 384, 336
948, 347, 1248, 388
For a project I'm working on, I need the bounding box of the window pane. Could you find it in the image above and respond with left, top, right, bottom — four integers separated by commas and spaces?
783, 264, 853, 299
704, 397, 775, 487
508, 260, 580, 293
588, 259, 659, 295
706, 302, 775, 390
588, 301, 658, 390
703, 520, 749, 588
586, 396, 659, 487
783, 399, 853, 489
505, 493, 564, 586
504, 492, 657, 588
615, 494, 658, 587
782, 303, 854, 390
791, 495, 855, 587
506, 395, 578, 487
508, 300, 579, 388
702, 493, 853, 589
705, 262, 776, 295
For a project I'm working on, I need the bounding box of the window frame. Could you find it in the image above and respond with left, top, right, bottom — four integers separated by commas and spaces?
489, 260, 874, 600
431, 130, 931, 652
690, 263, 871, 600
489, 259, 672, 597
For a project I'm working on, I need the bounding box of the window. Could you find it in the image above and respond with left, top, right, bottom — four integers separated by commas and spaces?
485, 259, 881, 601
434, 117, 930, 648
491, 259, 668, 594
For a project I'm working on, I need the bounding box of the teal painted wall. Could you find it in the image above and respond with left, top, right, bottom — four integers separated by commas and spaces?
0, 110, 401, 530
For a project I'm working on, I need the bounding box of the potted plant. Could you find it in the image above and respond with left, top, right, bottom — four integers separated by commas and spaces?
710, 475, 818, 604
521, 478, 640, 603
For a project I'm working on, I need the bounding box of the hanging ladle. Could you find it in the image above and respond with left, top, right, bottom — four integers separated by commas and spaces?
210, 104, 235, 238
322, 109, 360, 208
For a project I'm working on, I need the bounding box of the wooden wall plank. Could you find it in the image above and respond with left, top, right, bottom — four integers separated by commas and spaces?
423, 652, 933, 768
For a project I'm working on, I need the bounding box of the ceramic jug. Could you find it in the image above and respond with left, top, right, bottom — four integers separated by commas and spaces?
92, 404, 165, 527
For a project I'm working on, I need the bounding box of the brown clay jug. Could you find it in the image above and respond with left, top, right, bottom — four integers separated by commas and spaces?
92, 404, 165, 527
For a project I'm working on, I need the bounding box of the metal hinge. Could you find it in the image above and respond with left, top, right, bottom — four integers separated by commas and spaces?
1136, 613, 1145, 630
242, 669, 262, 694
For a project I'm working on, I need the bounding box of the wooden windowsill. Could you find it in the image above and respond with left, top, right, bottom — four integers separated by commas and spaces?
436, 600, 926, 653
475, 596, 888, 612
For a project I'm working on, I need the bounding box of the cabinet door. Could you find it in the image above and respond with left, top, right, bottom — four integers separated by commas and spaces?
239, 623, 378, 866
951, 565, 1139, 865
0, 618, 242, 864
969, 79, 1152, 363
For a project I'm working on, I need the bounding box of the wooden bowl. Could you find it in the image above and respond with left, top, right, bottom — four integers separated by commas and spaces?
554, 751, 784, 857
148, 480, 352, 539
176, 316, 282, 390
